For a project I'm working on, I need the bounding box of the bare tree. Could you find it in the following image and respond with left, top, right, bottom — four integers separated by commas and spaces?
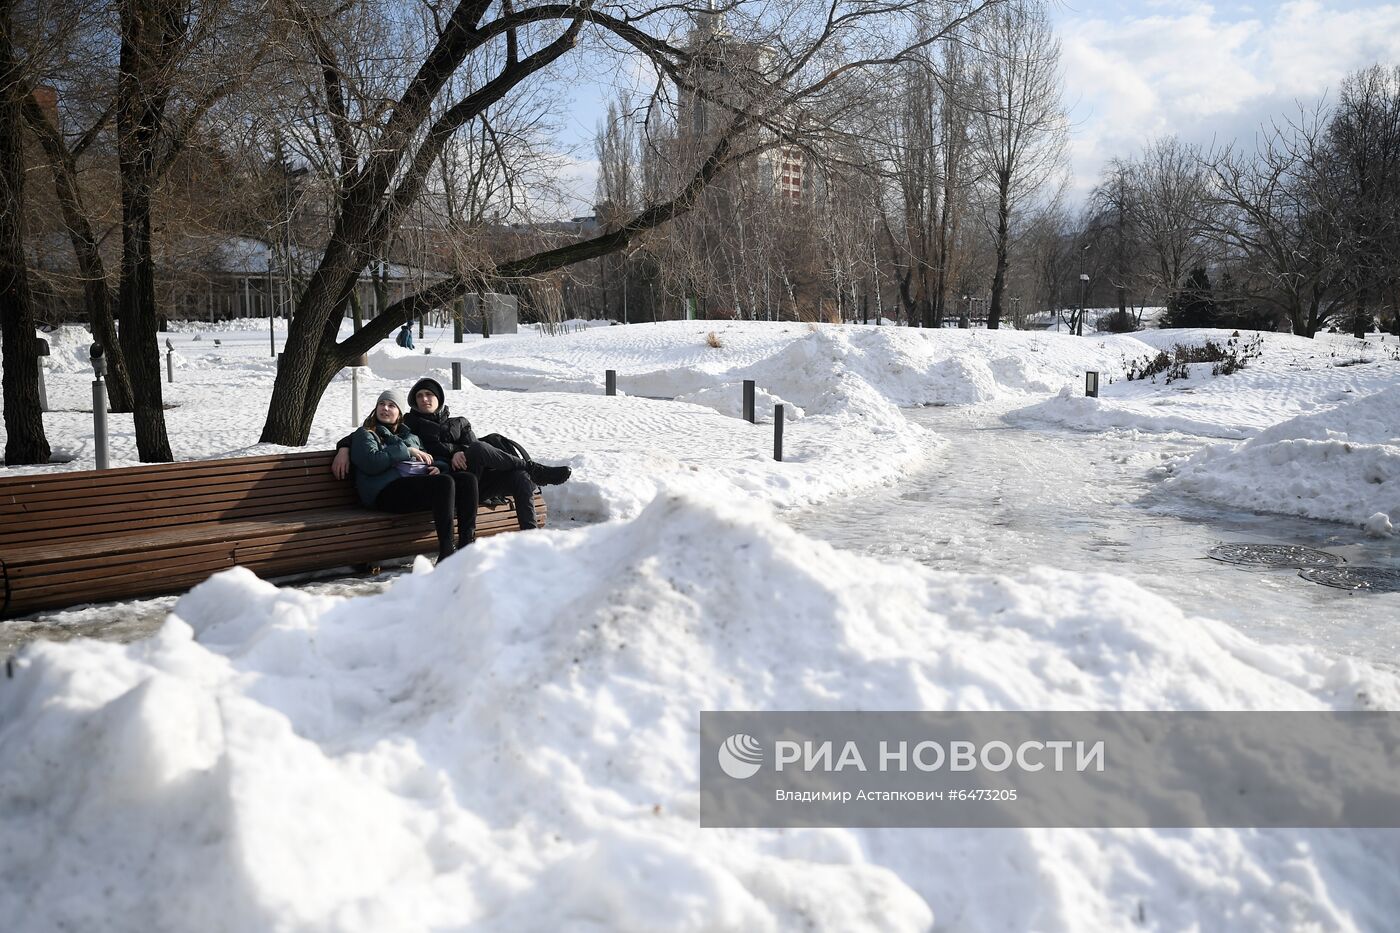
259, 0, 1006, 444
1085, 157, 1140, 330
115, 0, 271, 460
1202, 109, 1351, 337
2, 0, 51, 463
967, 0, 1065, 330
1130, 135, 1208, 313
1324, 64, 1400, 337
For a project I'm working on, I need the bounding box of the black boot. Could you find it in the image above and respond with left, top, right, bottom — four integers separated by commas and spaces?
527, 461, 571, 485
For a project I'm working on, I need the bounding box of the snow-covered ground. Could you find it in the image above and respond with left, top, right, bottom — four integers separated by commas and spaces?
3, 318, 1400, 931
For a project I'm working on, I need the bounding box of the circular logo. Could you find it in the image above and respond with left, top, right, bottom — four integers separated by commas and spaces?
718, 733, 763, 779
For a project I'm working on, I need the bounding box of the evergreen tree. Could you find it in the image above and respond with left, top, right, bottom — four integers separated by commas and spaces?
1162, 267, 1217, 328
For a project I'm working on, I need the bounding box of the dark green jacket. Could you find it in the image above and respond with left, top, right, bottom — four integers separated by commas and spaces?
350, 422, 424, 505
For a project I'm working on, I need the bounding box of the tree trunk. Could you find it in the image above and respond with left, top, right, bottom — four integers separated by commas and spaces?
116, 177, 172, 460
1352, 285, 1369, 339
116, 0, 182, 462
1, 16, 51, 464
987, 171, 1011, 330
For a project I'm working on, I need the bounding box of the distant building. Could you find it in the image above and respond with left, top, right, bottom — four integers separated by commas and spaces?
676, 3, 808, 205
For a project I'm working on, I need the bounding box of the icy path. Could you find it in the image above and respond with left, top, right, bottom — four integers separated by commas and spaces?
787, 403, 1400, 670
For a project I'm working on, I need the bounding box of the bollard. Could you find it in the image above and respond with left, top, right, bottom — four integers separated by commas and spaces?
743, 380, 756, 424
774, 404, 784, 461
424, 347, 432, 355
36, 338, 50, 412
452, 361, 462, 390
90, 343, 109, 470
166, 339, 175, 384
1085, 371, 1099, 398
605, 369, 616, 396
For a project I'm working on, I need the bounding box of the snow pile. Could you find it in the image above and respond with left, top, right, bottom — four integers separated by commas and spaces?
3, 494, 1397, 932
1165, 384, 1400, 529
1012, 329, 1400, 439
371, 322, 1123, 407
34, 325, 98, 375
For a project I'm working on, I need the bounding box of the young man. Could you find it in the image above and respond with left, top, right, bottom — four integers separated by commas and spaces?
332, 377, 570, 530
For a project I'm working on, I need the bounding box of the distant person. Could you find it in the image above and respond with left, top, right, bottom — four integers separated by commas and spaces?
348, 389, 477, 561
396, 322, 415, 349
332, 377, 570, 531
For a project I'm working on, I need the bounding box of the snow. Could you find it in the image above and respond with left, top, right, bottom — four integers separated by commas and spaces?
1164, 383, 1400, 531
5, 492, 1398, 931
4, 318, 1400, 930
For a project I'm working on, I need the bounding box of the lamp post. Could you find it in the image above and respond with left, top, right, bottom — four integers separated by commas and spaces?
960, 294, 970, 329
1077, 244, 1091, 336
90, 343, 109, 470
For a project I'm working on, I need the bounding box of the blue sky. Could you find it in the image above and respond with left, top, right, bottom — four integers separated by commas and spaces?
545, 1, 1400, 216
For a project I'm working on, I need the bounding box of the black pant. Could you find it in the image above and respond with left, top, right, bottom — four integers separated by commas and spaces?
463, 440, 537, 530
373, 472, 478, 559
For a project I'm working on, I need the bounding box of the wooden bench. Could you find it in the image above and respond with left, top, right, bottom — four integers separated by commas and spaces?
0, 451, 546, 618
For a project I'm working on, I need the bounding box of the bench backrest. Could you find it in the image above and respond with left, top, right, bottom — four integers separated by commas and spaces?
0, 451, 353, 549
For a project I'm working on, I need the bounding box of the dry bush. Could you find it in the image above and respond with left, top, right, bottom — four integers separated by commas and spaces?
706, 330, 723, 348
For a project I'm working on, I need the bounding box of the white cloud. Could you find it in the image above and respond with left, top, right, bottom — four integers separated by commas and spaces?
1263, 1, 1400, 96
1060, 1, 1400, 199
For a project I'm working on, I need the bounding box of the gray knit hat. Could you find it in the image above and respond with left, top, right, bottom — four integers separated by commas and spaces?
376, 388, 409, 419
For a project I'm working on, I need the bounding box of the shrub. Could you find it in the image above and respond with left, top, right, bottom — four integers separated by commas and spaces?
1124, 336, 1262, 383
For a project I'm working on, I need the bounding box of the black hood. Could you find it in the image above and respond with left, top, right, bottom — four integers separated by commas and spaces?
409, 377, 447, 416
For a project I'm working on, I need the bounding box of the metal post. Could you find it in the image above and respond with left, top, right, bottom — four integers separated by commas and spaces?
35, 337, 49, 411
743, 379, 755, 423
269, 274, 277, 357
452, 361, 462, 390
90, 343, 109, 470
166, 339, 175, 384
773, 404, 784, 461
1086, 371, 1099, 398
605, 369, 617, 396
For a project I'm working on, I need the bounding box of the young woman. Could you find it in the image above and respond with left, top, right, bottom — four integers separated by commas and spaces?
350, 389, 478, 561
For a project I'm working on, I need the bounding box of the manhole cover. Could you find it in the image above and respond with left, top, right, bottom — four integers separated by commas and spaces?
1206, 543, 1346, 568
1300, 566, 1400, 593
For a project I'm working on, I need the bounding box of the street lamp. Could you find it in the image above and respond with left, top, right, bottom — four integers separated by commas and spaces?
960, 294, 970, 329
1078, 273, 1090, 336
1077, 244, 1091, 336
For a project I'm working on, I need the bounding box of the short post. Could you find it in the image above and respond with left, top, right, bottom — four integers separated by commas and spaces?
90, 343, 109, 470
742, 379, 755, 423
773, 404, 784, 461
424, 347, 431, 355
605, 369, 616, 396
452, 361, 462, 390
35, 337, 50, 411
351, 353, 368, 425
166, 339, 174, 383
1085, 371, 1099, 398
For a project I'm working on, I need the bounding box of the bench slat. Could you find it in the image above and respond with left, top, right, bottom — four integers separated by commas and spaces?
1, 478, 547, 616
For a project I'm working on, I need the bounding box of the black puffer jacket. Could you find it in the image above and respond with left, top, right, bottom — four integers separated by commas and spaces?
403, 377, 477, 461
